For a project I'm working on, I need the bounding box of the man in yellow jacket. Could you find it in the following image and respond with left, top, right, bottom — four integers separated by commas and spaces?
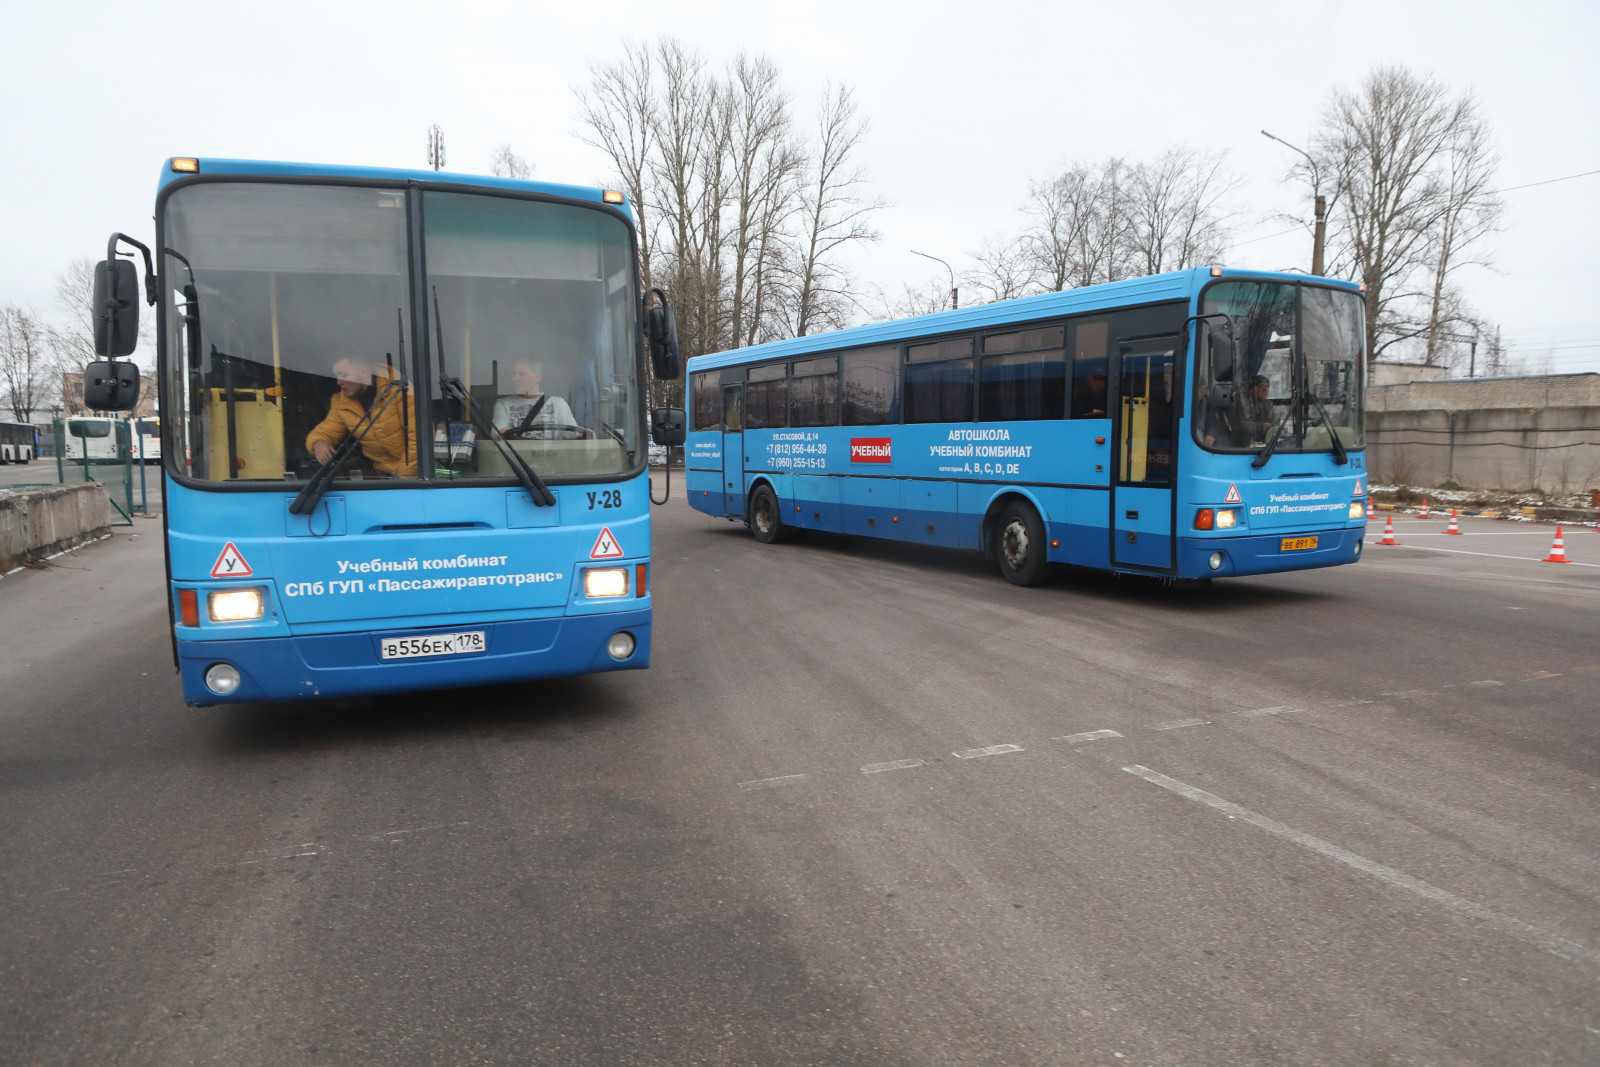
305, 357, 417, 477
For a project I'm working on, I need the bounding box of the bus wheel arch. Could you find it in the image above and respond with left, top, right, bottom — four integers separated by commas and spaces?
747, 480, 790, 544
985, 492, 1050, 587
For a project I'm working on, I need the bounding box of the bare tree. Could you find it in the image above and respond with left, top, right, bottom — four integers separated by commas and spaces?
489, 144, 532, 180
1124, 146, 1238, 275
576, 41, 658, 286
0, 306, 48, 420
1019, 159, 1134, 290
783, 83, 883, 336
963, 235, 1034, 304
1422, 110, 1501, 364
1309, 65, 1500, 366
723, 52, 802, 348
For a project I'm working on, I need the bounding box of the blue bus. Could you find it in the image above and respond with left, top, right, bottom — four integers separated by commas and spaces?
686, 267, 1366, 584
83, 157, 683, 706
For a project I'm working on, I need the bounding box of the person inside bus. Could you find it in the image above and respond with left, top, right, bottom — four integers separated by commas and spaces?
1070, 362, 1109, 418
306, 356, 417, 477
492, 358, 591, 439
1238, 374, 1275, 445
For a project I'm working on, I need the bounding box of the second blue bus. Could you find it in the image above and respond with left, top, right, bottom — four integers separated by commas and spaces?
686, 267, 1367, 584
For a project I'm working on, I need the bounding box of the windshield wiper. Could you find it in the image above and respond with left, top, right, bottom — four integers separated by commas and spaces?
432, 289, 556, 507
1307, 393, 1349, 465
1250, 399, 1295, 469
290, 376, 407, 515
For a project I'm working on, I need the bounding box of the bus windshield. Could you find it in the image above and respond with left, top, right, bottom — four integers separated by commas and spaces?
161, 182, 639, 484
1193, 280, 1364, 455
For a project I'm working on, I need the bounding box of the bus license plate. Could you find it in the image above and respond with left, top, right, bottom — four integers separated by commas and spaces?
1280, 536, 1319, 552
380, 631, 486, 660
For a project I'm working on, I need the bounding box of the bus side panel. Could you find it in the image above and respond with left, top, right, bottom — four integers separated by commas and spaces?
1053, 488, 1112, 569
842, 477, 901, 539
685, 431, 722, 517
792, 474, 841, 533
902, 480, 959, 547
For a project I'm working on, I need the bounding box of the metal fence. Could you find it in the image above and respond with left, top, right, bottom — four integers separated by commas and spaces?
52, 420, 148, 524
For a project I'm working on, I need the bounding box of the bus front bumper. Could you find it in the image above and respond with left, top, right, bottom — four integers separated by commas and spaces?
176, 608, 652, 707
1178, 527, 1365, 578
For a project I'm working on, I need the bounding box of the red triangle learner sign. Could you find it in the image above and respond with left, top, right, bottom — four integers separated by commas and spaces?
590, 526, 624, 559
210, 542, 253, 578
1224, 483, 1242, 504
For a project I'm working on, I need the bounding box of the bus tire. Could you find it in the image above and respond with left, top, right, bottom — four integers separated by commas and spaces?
748, 483, 790, 544
994, 499, 1048, 587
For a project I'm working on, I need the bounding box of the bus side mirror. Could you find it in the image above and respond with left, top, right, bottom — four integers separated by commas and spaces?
93, 258, 141, 357
644, 287, 681, 381
650, 407, 686, 447
1208, 383, 1237, 409
83, 359, 141, 412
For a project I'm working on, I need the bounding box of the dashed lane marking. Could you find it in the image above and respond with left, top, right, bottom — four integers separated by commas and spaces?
1151, 718, 1210, 730
954, 744, 1024, 760
1051, 729, 1123, 744
1123, 764, 1600, 975
1237, 706, 1300, 717
861, 759, 925, 774
1374, 543, 1600, 568
739, 774, 809, 791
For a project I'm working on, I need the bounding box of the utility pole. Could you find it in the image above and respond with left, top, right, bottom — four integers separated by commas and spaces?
910, 249, 957, 310
1261, 130, 1325, 276
427, 125, 446, 172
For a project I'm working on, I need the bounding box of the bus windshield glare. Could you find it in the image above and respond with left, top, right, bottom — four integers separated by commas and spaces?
1193, 281, 1364, 454
161, 182, 640, 485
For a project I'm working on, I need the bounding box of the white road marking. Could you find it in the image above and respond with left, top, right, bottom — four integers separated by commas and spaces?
1051, 729, 1123, 744
1325, 700, 1376, 708
1238, 706, 1299, 717
1376, 543, 1600, 568
738, 774, 808, 790
1151, 718, 1210, 730
1523, 671, 1561, 680
367, 821, 472, 841
861, 759, 925, 774
1468, 680, 1504, 688
1123, 765, 1600, 974
954, 744, 1023, 760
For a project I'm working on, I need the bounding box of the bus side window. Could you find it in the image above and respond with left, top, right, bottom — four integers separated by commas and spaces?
691, 370, 722, 431
1069, 319, 1109, 418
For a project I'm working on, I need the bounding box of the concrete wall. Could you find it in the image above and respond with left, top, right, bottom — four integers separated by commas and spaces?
1368, 373, 1600, 493
0, 484, 111, 573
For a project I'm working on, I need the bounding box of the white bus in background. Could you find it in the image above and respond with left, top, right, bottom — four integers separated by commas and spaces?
0, 421, 37, 463
130, 416, 162, 464
62, 416, 129, 462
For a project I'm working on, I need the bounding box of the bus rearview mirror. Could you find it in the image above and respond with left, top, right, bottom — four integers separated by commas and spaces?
93, 259, 141, 358
650, 407, 686, 447
1208, 319, 1235, 382
82, 360, 141, 412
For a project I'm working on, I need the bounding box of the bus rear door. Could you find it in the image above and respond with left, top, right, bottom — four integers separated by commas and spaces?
1112, 335, 1179, 572
721, 383, 744, 518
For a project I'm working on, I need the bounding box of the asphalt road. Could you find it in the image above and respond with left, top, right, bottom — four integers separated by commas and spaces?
1, 500, 1596, 1066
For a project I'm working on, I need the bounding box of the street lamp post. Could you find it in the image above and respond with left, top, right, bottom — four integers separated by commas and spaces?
1261, 130, 1325, 276
910, 249, 957, 310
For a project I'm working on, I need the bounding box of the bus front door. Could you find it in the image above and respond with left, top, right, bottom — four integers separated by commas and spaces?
722, 384, 745, 518
1111, 336, 1178, 572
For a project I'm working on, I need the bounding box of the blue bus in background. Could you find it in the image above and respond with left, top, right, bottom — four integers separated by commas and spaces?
686, 267, 1367, 585
84, 157, 682, 706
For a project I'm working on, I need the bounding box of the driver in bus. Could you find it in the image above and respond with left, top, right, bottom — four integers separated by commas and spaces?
306, 356, 417, 477
1238, 374, 1275, 446
492, 357, 591, 439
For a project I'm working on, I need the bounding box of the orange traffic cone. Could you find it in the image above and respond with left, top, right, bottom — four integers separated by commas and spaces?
1417, 497, 1430, 518
1542, 526, 1571, 563
1379, 513, 1399, 545
1444, 509, 1462, 535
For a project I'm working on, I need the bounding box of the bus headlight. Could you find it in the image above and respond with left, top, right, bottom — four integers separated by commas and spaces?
1350, 501, 1365, 519
607, 631, 636, 660
1215, 508, 1239, 529
584, 568, 630, 598
208, 588, 264, 622
204, 662, 241, 695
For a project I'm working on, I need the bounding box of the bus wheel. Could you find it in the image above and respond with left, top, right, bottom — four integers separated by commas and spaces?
995, 500, 1048, 587
748, 484, 789, 544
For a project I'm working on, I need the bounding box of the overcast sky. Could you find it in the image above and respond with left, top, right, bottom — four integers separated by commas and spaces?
6, 0, 1596, 373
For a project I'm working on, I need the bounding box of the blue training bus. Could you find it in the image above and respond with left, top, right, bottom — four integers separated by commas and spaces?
686, 267, 1367, 585
84, 157, 683, 705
